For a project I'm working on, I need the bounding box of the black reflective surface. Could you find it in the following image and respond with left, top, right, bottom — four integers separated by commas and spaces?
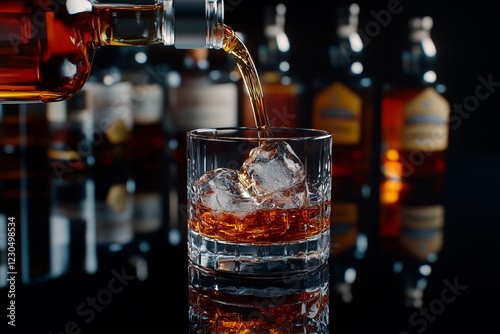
1, 148, 499, 334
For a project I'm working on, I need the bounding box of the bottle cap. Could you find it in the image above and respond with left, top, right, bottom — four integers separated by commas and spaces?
174, 0, 224, 49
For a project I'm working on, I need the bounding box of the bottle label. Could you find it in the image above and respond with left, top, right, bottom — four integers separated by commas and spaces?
171, 82, 237, 131
133, 192, 162, 233
403, 87, 449, 151
401, 204, 444, 230
87, 82, 133, 144
132, 84, 164, 124
313, 82, 362, 145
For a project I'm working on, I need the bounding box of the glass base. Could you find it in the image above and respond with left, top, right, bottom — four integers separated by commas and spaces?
187, 229, 330, 275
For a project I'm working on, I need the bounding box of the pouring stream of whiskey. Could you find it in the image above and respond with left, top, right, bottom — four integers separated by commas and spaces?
223, 25, 273, 138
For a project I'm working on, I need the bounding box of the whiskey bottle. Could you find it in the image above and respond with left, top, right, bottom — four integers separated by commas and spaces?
312, 3, 374, 185
241, 3, 304, 128
119, 45, 167, 160
0, 0, 225, 103
381, 17, 449, 179
46, 89, 94, 176
85, 72, 134, 166
167, 48, 238, 134
166, 47, 238, 237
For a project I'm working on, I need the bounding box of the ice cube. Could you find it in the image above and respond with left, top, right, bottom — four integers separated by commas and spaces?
194, 168, 256, 218
239, 141, 307, 208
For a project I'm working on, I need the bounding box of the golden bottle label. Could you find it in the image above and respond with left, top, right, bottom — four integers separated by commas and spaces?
313, 82, 362, 145
105, 118, 130, 144
403, 87, 449, 151
87, 81, 133, 144
106, 184, 129, 212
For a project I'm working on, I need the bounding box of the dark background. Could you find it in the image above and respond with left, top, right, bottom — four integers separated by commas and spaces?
2, 1, 500, 333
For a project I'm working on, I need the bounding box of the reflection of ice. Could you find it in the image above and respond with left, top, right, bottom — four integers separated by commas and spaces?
196, 141, 310, 217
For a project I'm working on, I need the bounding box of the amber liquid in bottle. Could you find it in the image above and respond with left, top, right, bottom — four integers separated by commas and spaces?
0, 2, 163, 102
381, 17, 449, 179
381, 87, 448, 179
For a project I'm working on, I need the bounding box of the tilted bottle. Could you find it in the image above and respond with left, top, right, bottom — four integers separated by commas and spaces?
381, 17, 449, 179
0, 0, 224, 103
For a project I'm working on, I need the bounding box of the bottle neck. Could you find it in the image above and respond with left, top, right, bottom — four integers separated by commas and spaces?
402, 30, 437, 86
95, 0, 224, 49
329, 23, 365, 79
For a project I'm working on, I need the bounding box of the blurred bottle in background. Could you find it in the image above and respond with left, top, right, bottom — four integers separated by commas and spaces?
85, 70, 134, 166
46, 89, 94, 175
381, 17, 449, 180
166, 48, 238, 240
241, 3, 304, 128
312, 3, 374, 191
119, 45, 167, 161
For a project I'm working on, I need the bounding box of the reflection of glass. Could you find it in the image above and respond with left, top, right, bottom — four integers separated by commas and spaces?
379, 176, 445, 308
188, 263, 329, 333
187, 128, 332, 275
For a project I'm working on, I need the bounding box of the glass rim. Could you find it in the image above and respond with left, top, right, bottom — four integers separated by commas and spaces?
187, 127, 332, 142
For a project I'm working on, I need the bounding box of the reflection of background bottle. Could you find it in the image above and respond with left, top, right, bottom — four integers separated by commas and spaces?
0, 103, 50, 283
381, 17, 449, 180
241, 3, 304, 128
94, 155, 134, 250
379, 176, 445, 308
48, 168, 97, 279
313, 3, 374, 187
330, 175, 369, 304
